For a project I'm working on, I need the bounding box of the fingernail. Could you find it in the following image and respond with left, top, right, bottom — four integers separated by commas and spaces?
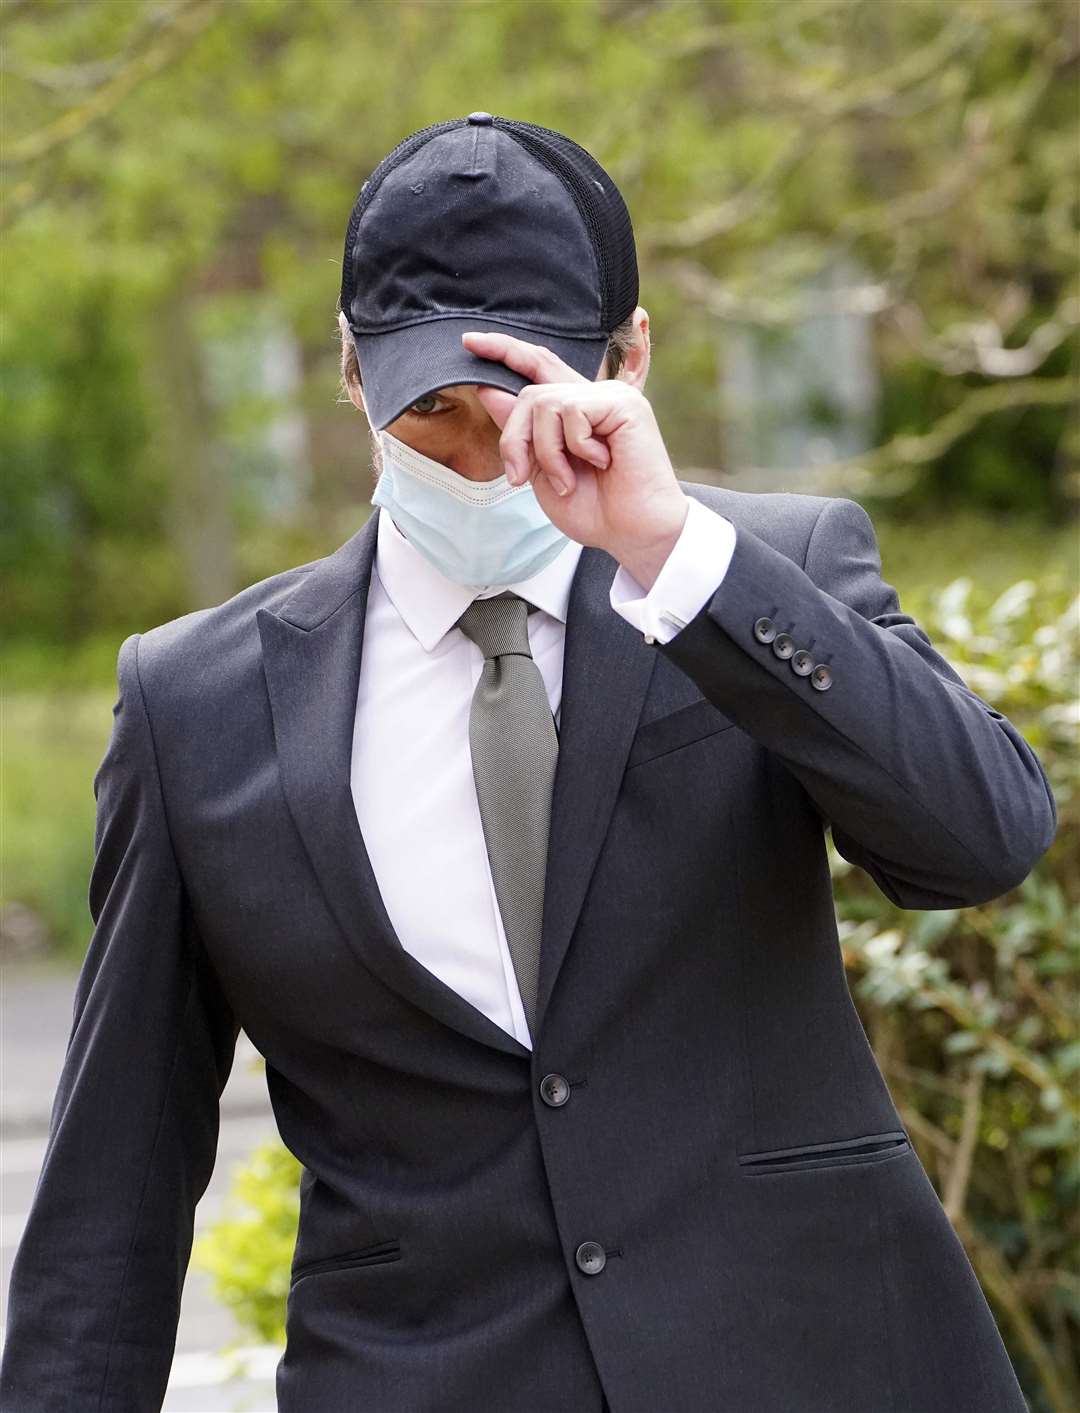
555, 481, 570, 496
504, 462, 518, 483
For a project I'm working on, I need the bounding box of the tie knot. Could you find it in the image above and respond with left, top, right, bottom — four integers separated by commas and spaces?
456, 591, 536, 661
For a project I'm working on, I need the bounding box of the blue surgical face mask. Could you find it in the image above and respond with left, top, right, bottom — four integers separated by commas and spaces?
371, 429, 572, 589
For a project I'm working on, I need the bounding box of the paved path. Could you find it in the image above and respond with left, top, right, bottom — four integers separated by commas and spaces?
2, 958, 283, 1410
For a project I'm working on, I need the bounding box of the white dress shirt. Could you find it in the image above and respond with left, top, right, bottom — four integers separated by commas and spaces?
351, 496, 737, 1049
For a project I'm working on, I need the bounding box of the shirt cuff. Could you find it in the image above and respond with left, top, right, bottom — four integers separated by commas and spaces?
609, 497, 737, 645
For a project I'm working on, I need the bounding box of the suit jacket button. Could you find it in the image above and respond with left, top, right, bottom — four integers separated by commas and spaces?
792, 649, 814, 676
772, 632, 795, 660
540, 1073, 570, 1106
753, 616, 776, 643
811, 663, 833, 691
575, 1241, 606, 1275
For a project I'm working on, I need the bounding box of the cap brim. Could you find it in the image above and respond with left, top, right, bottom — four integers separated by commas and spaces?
349, 315, 610, 430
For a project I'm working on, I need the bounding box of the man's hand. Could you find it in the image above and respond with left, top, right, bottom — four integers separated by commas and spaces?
461, 330, 689, 592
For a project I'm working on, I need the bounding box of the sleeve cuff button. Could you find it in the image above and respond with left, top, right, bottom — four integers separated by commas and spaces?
811, 663, 833, 690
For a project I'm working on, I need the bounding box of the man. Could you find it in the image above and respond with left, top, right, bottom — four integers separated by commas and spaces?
1, 113, 1055, 1413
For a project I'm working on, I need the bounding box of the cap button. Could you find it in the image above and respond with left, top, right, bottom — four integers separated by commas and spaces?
467, 111, 493, 125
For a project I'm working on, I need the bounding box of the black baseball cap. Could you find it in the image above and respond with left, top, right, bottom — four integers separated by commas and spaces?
339, 112, 639, 430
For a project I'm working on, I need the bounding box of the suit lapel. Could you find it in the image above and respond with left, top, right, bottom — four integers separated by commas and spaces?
257, 506, 656, 1058
534, 540, 657, 1034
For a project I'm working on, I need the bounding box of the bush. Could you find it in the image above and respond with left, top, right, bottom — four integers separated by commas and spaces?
191, 1138, 301, 1348
832, 569, 1078, 1413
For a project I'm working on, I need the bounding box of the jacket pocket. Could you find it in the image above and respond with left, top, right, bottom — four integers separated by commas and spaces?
626, 698, 735, 770
290, 1237, 402, 1286
737, 1129, 911, 1176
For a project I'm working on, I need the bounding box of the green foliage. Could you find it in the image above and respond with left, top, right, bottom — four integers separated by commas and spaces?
191, 1139, 302, 1348
2, 0, 1075, 640
2, 689, 114, 958
1, 268, 168, 637
830, 571, 1079, 1413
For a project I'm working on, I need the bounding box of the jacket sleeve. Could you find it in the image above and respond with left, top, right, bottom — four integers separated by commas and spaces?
658, 496, 1058, 910
0, 633, 240, 1413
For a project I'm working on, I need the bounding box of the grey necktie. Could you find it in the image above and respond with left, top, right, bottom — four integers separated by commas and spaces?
455, 591, 558, 1041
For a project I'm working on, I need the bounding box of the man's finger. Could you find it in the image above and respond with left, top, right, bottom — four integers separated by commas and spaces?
498, 394, 536, 486
531, 402, 576, 495
473, 384, 517, 432
565, 404, 609, 467
461, 330, 589, 386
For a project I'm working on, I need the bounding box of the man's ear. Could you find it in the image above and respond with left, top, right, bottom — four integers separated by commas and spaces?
619, 306, 650, 391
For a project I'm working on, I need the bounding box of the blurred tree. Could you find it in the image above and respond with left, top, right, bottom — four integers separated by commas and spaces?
2, 0, 1075, 640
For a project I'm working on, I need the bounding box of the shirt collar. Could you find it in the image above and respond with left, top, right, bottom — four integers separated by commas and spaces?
373, 504, 585, 653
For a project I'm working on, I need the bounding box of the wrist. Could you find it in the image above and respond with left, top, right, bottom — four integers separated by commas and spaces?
612, 495, 690, 594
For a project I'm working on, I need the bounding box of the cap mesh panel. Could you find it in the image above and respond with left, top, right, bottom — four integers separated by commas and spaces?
491, 117, 638, 334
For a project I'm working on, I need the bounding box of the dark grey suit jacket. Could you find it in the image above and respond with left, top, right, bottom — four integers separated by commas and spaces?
1, 482, 1055, 1412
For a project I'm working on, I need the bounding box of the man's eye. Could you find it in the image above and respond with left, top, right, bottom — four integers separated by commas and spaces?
407, 394, 446, 416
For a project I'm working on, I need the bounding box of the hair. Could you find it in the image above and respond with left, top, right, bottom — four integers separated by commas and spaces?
335, 306, 637, 406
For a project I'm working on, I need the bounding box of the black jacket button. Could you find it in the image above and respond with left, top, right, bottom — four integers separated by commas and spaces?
540, 1073, 570, 1107
772, 632, 795, 660
753, 616, 776, 643
792, 649, 814, 676
575, 1241, 606, 1275
811, 663, 833, 691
